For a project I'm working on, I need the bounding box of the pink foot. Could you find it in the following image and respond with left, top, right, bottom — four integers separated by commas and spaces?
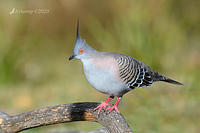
94, 96, 113, 114
106, 97, 121, 113
106, 105, 119, 113
94, 102, 112, 114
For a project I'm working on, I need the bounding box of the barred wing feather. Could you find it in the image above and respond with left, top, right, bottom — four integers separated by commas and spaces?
115, 55, 153, 89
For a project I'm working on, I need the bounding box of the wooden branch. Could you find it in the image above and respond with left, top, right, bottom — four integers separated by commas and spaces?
0, 102, 133, 133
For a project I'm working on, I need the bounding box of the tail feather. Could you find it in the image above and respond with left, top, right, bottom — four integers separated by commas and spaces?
160, 77, 183, 85
154, 72, 183, 85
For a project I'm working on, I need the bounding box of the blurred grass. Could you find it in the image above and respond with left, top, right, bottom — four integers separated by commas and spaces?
0, 0, 200, 132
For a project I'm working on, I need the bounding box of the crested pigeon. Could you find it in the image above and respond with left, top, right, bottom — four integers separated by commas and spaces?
69, 22, 182, 114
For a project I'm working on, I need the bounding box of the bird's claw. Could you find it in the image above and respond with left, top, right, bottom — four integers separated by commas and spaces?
106, 105, 119, 113
94, 102, 112, 114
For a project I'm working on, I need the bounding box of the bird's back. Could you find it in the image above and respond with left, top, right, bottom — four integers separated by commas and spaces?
104, 52, 182, 90
81, 51, 182, 97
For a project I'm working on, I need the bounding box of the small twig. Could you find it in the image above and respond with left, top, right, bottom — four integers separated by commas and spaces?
0, 102, 133, 133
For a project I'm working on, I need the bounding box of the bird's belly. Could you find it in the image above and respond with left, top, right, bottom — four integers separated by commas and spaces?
83, 61, 126, 96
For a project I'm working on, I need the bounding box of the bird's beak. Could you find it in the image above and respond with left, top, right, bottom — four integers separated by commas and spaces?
69, 55, 75, 60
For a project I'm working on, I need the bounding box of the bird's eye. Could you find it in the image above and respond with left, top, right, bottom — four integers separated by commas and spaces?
79, 48, 85, 55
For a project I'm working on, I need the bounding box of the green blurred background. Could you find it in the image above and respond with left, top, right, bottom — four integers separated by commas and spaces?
0, 0, 199, 132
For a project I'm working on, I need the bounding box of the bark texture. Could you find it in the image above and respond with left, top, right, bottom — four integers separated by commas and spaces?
0, 102, 133, 133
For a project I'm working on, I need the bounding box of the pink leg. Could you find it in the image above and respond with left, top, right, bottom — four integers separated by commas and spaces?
106, 97, 121, 113
94, 96, 114, 114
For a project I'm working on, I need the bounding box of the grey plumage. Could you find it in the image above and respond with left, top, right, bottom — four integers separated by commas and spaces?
113, 54, 182, 90
69, 21, 183, 114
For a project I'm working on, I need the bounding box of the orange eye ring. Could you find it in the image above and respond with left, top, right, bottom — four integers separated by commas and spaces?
79, 48, 85, 55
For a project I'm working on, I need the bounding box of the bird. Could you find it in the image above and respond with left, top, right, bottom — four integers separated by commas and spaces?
69, 21, 183, 114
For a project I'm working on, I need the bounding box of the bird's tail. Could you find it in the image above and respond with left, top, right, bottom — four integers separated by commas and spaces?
154, 72, 183, 85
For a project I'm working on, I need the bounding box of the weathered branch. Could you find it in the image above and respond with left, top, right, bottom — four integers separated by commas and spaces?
0, 102, 133, 133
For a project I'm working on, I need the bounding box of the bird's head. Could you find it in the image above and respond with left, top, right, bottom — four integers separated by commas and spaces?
69, 21, 95, 61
